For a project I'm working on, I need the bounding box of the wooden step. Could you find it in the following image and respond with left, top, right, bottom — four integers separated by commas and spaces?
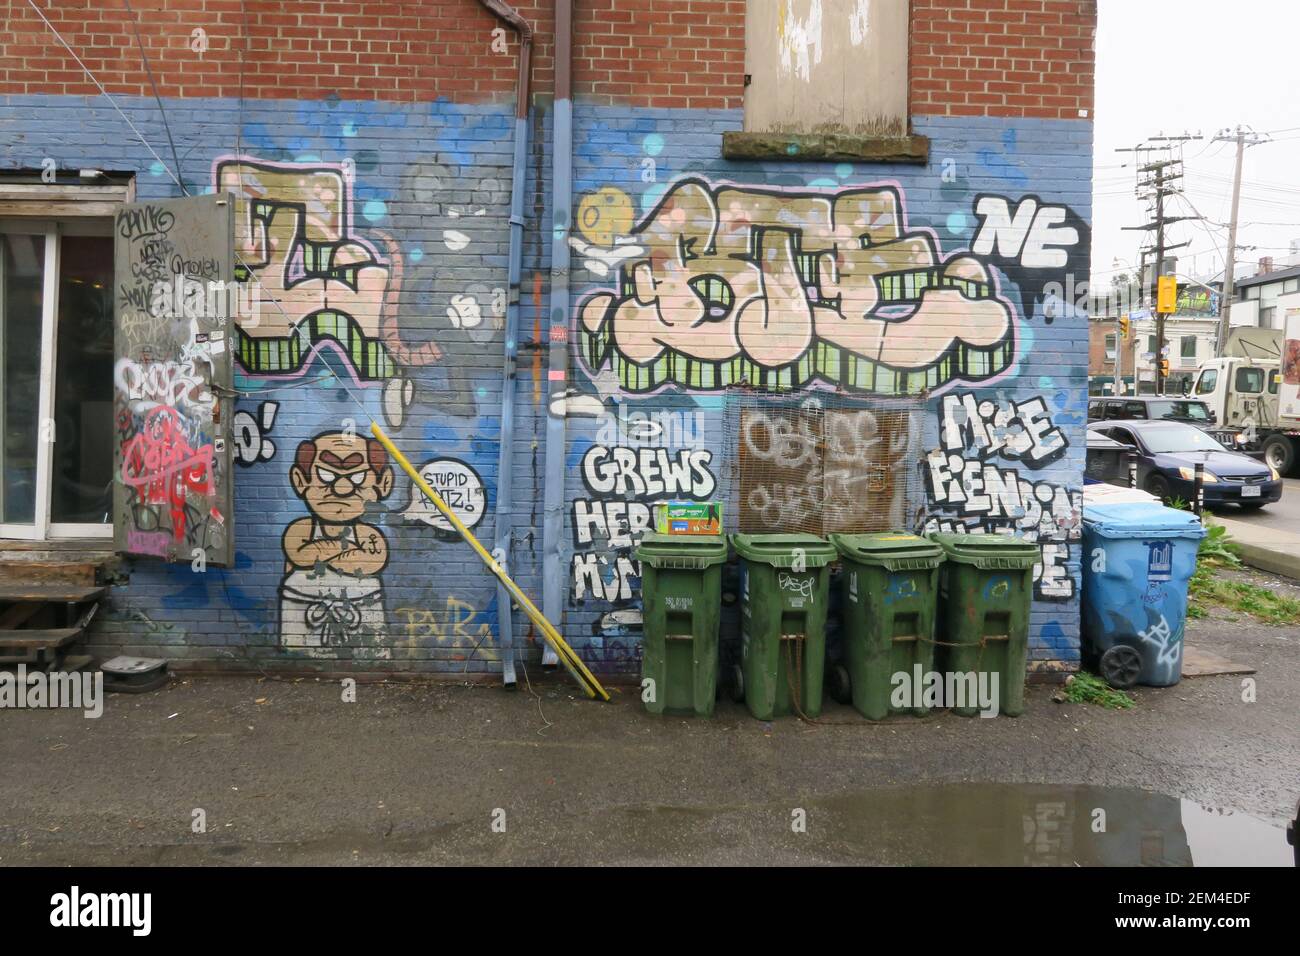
0, 561, 101, 586
0, 628, 82, 651
0, 584, 108, 604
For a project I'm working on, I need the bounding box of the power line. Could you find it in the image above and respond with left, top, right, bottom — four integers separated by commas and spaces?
121, 0, 188, 195
24, 0, 186, 193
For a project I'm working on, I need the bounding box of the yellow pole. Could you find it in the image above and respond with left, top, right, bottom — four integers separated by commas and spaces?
369, 422, 609, 701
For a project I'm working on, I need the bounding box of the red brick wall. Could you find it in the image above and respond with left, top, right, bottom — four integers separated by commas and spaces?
911, 0, 1096, 119
1, 0, 1095, 118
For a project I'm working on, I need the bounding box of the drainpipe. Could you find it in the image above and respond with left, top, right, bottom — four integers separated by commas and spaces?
540, 0, 573, 667
479, 0, 533, 687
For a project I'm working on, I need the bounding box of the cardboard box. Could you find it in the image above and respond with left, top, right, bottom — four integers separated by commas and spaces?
653, 501, 723, 535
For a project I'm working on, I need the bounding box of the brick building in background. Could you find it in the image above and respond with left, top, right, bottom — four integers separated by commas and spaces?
0, 1, 1096, 680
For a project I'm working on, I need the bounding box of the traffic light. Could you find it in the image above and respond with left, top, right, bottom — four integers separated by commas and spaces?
1119, 315, 1131, 339
1158, 358, 1170, 377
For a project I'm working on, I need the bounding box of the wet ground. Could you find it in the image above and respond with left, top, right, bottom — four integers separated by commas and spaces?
1, 608, 1296, 866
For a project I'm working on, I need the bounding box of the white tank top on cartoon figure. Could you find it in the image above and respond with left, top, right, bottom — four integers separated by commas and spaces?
279, 521, 385, 649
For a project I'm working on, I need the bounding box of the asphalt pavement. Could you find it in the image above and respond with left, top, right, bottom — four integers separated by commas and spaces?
2, 597, 1296, 865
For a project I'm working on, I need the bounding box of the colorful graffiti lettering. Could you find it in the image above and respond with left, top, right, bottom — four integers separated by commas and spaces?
574, 178, 1056, 397
120, 405, 215, 546
214, 157, 427, 426
232, 400, 279, 466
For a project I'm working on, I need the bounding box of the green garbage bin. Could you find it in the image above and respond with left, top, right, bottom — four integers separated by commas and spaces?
635, 532, 728, 717
928, 532, 1039, 717
829, 532, 944, 719
731, 533, 836, 720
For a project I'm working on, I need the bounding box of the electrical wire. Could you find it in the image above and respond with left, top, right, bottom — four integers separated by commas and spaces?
121, 0, 188, 196
24, 0, 187, 194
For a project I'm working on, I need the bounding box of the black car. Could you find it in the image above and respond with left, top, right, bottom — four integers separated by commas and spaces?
1087, 420, 1282, 509
1087, 395, 1215, 426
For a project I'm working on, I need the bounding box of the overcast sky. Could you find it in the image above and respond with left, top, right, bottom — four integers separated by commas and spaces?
1091, 0, 1300, 290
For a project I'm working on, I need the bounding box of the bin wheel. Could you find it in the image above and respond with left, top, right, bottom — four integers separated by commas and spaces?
730, 664, 745, 704
827, 664, 852, 705
1099, 645, 1142, 690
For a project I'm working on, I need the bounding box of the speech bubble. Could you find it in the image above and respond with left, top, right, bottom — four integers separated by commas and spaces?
403, 458, 486, 533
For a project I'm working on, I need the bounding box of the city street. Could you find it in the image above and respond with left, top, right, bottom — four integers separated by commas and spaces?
1220, 477, 1300, 534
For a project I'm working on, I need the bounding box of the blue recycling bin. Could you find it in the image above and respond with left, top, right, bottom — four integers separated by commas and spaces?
1081, 502, 1206, 689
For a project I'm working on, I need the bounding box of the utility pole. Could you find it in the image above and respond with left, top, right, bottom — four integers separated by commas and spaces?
1214, 126, 1270, 355
1119, 137, 1200, 394
1153, 164, 1167, 394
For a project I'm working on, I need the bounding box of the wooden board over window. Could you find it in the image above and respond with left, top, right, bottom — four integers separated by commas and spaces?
744, 0, 910, 137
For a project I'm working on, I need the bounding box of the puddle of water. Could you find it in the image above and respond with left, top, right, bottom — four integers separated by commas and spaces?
1179, 799, 1293, 867
807, 783, 1293, 866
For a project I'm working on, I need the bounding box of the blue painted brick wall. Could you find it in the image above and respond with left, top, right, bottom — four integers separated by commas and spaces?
1, 93, 1091, 677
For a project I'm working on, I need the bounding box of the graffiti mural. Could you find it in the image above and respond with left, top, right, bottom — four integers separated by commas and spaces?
969, 194, 1090, 319
232, 400, 279, 466
573, 178, 1085, 397
215, 157, 428, 427
393, 595, 499, 662
279, 431, 395, 651
923, 393, 1079, 599
571, 417, 716, 604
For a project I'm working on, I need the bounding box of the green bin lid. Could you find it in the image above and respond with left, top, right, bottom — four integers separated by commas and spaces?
635, 532, 728, 568
828, 532, 943, 568
926, 531, 1040, 569
729, 533, 836, 568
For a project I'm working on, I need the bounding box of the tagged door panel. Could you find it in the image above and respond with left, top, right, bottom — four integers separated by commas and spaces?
113, 194, 235, 566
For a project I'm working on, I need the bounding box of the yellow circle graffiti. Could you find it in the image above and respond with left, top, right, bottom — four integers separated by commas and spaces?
576, 187, 633, 247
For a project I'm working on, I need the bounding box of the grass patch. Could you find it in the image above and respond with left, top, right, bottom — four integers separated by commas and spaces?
1064, 671, 1135, 709
1188, 566, 1300, 625
1184, 520, 1300, 624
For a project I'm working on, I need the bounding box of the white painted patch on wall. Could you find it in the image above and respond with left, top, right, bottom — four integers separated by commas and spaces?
779, 0, 823, 82
849, 0, 871, 46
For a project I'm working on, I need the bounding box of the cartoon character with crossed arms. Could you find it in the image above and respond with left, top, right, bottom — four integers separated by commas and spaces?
279, 431, 394, 650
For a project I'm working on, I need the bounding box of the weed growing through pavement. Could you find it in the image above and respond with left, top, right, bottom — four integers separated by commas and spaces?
1063, 672, 1134, 710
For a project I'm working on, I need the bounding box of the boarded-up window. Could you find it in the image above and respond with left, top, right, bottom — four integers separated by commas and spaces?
744, 0, 910, 136
113, 194, 236, 566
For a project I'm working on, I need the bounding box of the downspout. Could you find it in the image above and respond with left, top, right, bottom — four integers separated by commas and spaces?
479, 0, 533, 688
540, 0, 573, 667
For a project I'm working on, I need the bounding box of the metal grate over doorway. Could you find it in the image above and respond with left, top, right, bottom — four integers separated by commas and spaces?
722, 390, 927, 536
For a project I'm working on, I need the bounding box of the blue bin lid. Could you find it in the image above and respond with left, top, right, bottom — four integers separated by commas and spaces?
1082, 501, 1208, 540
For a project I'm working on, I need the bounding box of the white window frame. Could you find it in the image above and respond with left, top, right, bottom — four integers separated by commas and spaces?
0, 177, 130, 541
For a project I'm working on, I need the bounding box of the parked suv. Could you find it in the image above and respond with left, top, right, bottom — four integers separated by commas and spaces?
1087, 395, 1215, 426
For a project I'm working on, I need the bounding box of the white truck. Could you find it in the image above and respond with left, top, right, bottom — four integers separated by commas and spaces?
1190, 325, 1300, 473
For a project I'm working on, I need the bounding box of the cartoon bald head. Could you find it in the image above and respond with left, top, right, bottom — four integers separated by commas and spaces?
290, 432, 394, 523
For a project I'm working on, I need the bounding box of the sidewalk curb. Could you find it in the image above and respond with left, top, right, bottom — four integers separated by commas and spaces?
1231, 540, 1300, 580
1212, 515, 1300, 581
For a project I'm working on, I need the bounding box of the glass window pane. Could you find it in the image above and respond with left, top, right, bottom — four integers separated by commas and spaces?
1235, 366, 1264, 393
1, 233, 45, 525
51, 234, 114, 524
